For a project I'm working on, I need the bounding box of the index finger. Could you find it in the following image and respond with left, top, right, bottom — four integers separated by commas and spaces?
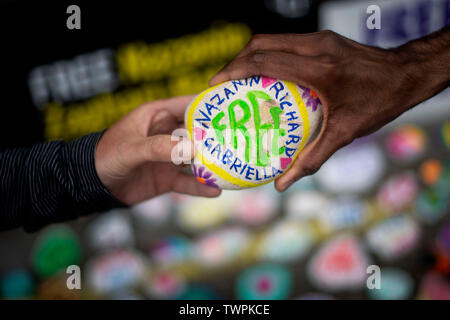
159, 94, 196, 122
235, 33, 326, 59
209, 50, 320, 87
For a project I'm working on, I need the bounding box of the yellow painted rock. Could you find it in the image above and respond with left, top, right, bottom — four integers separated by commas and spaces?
185, 77, 323, 190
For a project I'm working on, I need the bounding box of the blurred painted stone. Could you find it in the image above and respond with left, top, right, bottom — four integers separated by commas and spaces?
85, 249, 145, 295
286, 191, 330, 221
385, 125, 426, 163
36, 272, 81, 300
31, 226, 81, 278
236, 264, 292, 300
0, 269, 35, 299
417, 272, 450, 300
415, 183, 448, 224
441, 121, 450, 150
366, 215, 421, 260
319, 196, 368, 231
436, 222, 450, 255
193, 226, 250, 267
315, 141, 385, 194
420, 159, 443, 186
86, 210, 134, 251
132, 195, 171, 227
231, 186, 279, 226
144, 271, 186, 299
307, 234, 370, 291
150, 235, 192, 267
258, 219, 315, 262
367, 268, 413, 300
177, 285, 220, 300
376, 171, 418, 213
176, 191, 236, 231
297, 292, 334, 300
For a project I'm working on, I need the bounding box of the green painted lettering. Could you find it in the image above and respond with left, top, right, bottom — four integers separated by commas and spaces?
229, 99, 251, 162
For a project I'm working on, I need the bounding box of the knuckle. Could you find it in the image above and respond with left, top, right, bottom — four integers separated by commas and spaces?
338, 132, 355, 146
249, 51, 266, 70
146, 138, 163, 160
301, 163, 321, 176
319, 30, 345, 50
328, 124, 354, 147
318, 29, 335, 39
318, 54, 337, 67
248, 34, 267, 50
316, 55, 339, 82
142, 139, 154, 161
323, 29, 338, 38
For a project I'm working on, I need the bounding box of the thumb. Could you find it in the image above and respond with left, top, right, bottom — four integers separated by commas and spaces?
129, 135, 194, 166
275, 127, 348, 192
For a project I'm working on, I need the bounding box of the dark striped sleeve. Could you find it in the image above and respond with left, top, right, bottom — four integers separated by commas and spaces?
0, 132, 126, 232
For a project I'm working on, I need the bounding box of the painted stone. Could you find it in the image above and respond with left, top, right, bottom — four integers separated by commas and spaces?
258, 219, 315, 262
150, 235, 192, 267
385, 125, 426, 163
307, 234, 370, 291
177, 285, 220, 300
419, 158, 443, 186
132, 195, 171, 226
145, 271, 186, 299
415, 183, 449, 224
31, 226, 81, 278
36, 273, 81, 300
185, 76, 322, 189
417, 272, 450, 300
193, 226, 250, 267
176, 191, 237, 231
236, 264, 292, 300
231, 185, 279, 225
286, 191, 330, 221
297, 292, 334, 300
367, 268, 413, 300
314, 140, 385, 194
87, 210, 134, 251
441, 121, 450, 150
366, 215, 421, 260
85, 250, 144, 295
319, 196, 368, 231
376, 171, 418, 213
0, 269, 35, 299
436, 222, 450, 255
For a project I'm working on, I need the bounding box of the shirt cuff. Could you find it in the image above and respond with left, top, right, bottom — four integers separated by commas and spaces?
66, 131, 127, 215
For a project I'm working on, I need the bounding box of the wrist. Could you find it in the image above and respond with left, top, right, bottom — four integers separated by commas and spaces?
68, 132, 127, 212
392, 29, 450, 110
390, 45, 447, 112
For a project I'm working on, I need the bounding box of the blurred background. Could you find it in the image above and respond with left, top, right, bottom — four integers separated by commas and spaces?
0, 0, 449, 300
